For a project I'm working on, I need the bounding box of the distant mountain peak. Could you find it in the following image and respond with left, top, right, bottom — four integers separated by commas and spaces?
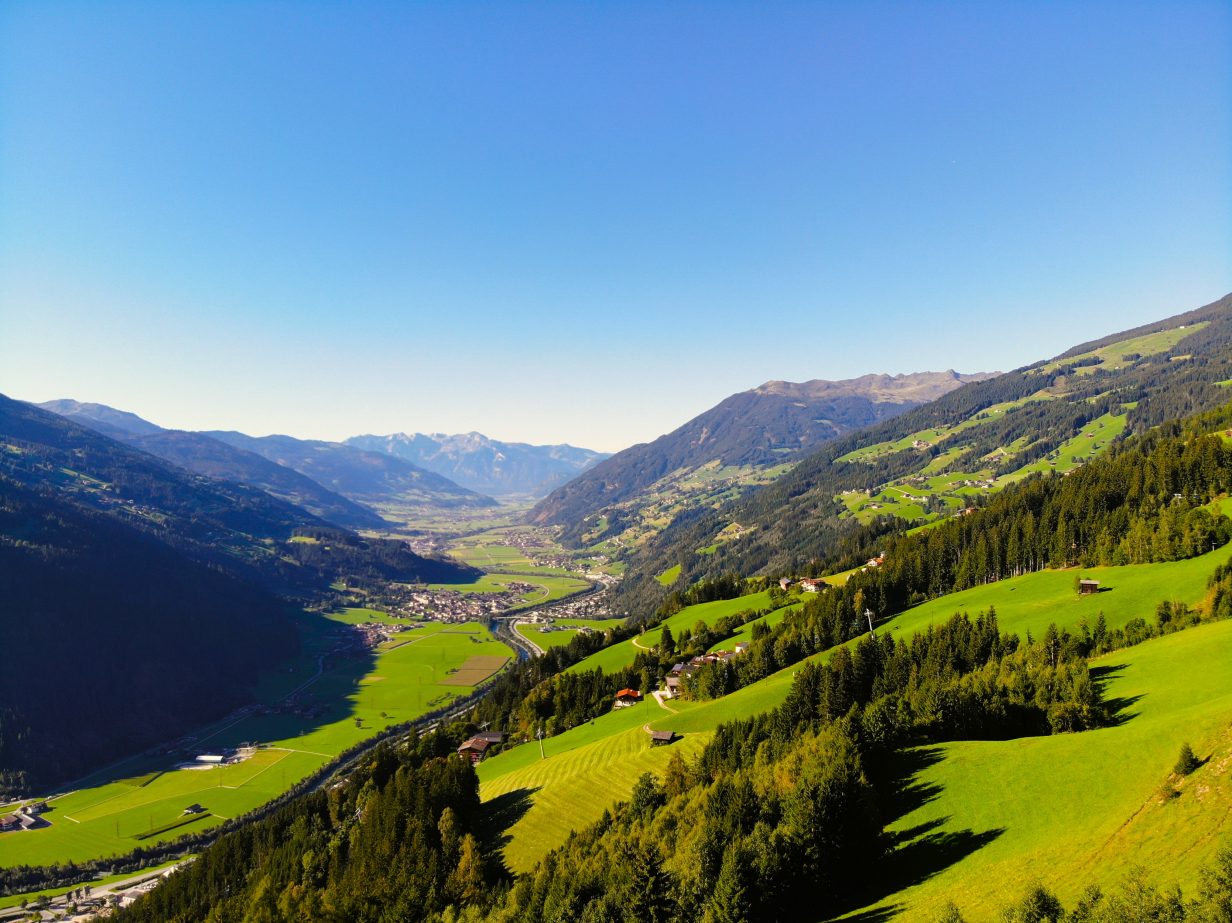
531, 367, 994, 533
344, 431, 609, 498
753, 370, 998, 403
37, 399, 165, 437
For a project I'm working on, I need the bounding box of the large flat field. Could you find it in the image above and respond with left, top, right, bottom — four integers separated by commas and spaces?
0, 616, 510, 867
843, 617, 1232, 922
565, 590, 789, 676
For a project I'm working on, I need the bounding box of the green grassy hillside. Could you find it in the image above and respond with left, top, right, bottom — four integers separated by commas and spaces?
480, 541, 1232, 882
844, 617, 1232, 921
564, 589, 791, 676
878, 538, 1232, 641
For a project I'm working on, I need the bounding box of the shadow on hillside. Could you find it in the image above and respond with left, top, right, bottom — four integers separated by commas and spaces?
828, 747, 1004, 920
833, 907, 902, 923
59, 632, 381, 798
481, 786, 541, 869
876, 746, 946, 820
1090, 663, 1145, 725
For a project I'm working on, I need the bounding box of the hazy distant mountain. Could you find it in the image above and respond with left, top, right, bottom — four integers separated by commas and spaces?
531, 370, 994, 535
39, 401, 388, 529
37, 399, 496, 513
6, 395, 476, 589
37, 398, 164, 437
345, 431, 608, 498
205, 431, 497, 509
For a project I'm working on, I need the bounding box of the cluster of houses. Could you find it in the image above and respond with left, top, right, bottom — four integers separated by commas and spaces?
663, 644, 750, 698
358, 584, 531, 623
538, 590, 616, 621
0, 800, 47, 833
781, 576, 829, 593
352, 619, 420, 649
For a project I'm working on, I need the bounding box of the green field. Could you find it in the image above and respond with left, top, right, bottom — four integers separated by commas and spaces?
656, 564, 682, 586
479, 699, 711, 872
1036, 323, 1208, 377
846, 617, 1232, 921
480, 542, 1232, 881
565, 589, 783, 676
515, 618, 624, 651
0, 618, 511, 867
878, 538, 1232, 643
1002, 411, 1127, 480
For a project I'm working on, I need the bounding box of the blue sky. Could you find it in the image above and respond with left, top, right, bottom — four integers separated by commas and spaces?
2, 2, 1229, 452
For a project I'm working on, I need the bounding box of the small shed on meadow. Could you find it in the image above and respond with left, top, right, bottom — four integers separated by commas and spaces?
1078, 579, 1101, 595
648, 730, 676, 747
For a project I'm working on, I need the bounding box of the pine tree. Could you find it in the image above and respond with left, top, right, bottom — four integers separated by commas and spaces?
1175, 742, 1200, 776
627, 847, 674, 923
703, 846, 751, 923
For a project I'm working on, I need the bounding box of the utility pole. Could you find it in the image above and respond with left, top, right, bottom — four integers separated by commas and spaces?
537, 726, 545, 761
865, 608, 876, 636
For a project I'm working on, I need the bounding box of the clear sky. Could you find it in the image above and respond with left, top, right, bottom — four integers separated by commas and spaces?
2, 2, 1229, 452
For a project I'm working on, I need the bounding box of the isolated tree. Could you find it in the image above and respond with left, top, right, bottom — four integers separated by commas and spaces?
659, 626, 676, 657
1175, 742, 1200, 776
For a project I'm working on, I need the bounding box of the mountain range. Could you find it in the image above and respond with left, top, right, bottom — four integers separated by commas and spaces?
37, 401, 498, 520
0, 395, 481, 791
530, 369, 993, 544
345, 431, 607, 497
615, 291, 1232, 612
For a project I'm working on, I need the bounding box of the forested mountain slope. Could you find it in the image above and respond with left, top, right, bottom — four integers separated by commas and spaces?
119, 430, 388, 530
0, 395, 477, 594
39, 400, 389, 530
346, 430, 607, 497
618, 292, 1232, 611
0, 479, 299, 795
206, 430, 496, 510
531, 370, 990, 547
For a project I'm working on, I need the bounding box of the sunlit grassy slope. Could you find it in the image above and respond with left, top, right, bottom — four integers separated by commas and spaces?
565, 589, 790, 676
842, 618, 1232, 922
480, 541, 1232, 883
